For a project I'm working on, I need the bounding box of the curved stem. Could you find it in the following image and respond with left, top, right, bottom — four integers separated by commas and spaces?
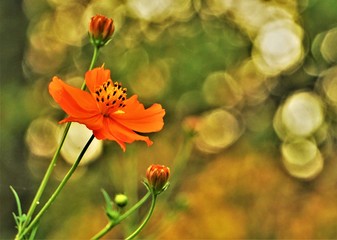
125, 193, 157, 240
19, 135, 95, 238
92, 191, 152, 240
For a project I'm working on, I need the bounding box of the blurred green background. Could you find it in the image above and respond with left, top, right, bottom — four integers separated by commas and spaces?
1, 0, 337, 239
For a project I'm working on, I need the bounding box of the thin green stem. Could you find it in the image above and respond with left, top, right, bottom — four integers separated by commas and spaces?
89, 46, 100, 71
82, 46, 99, 89
125, 193, 157, 240
17, 45, 100, 239
92, 191, 152, 240
19, 122, 72, 234
20, 134, 95, 238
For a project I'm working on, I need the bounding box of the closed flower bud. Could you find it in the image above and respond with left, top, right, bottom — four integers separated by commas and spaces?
89, 15, 115, 47
146, 164, 170, 195
114, 194, 128, 208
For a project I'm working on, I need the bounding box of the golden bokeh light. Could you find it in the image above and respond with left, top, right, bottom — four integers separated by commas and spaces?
233, 59, 268, 106
195, 109, 244, 153
24, 13, 67, 74
282, 92, 324, 137
252, 19, 304, 76
53, 3, 87, 46
203, 0, 298, 36
129, 60, 170, 100
127, 0, 172, 22
281, 138, 323, 180
127, 0, 193, 23
274, 91, 324, 139
202, 71, 243, 108
317, 66, 337, 110
25, 117, 60, 157
320, 27, 337, 64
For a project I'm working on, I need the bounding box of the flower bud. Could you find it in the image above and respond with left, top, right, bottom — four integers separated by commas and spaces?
146, 164, 170, 195
89, 15, 115, 48
114, 194, 128, 208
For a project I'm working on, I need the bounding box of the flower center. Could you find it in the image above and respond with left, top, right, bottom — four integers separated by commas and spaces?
94, 79, 127, 115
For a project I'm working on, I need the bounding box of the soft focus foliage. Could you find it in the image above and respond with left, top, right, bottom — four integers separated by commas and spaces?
1, 0, 337, 238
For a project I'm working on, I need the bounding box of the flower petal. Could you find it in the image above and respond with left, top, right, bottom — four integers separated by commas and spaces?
85, 67, 111, 94
60, 114, 104, 131
93, 120, 126, 150
112, 95, 165, 133
94, 117, 153, 151
49, 77, 101, 129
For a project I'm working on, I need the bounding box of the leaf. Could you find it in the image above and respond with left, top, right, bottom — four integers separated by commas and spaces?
12, 212, 19, 226
101, 189, 119, 220
101, 189, 113, 213
10, 186, 22, 216
10, 186, 28, 233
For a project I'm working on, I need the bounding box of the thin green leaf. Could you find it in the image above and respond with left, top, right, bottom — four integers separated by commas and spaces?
101, 189, 113, 213
10, 186, 22, 216
101, 189, 120, 220
12, 212, 19, 226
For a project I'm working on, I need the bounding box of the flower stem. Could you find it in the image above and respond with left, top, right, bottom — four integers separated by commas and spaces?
19, 134, 95, 238
82, 46, 99, 89
92, 191, 152, 240
17, 45, 100, 239
90, 46, 100, 70
125, 193, 157, 240
18, 122, 72, 234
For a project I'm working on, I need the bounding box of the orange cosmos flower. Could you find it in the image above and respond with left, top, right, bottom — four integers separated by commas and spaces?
49, 67, 165, 151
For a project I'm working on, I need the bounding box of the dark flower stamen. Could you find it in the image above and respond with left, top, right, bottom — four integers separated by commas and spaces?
94, 79, 127, 114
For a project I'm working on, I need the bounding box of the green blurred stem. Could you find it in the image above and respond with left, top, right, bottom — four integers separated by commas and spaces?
82, 46, 99, 89
92, 191, 152, 240
125, 193, 157, 240
17, 45, 100, 238
19, 134, 95, 238
18, 122, 72, 236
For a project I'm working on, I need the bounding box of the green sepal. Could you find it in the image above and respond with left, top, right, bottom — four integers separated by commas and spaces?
142, 180, 151, 191
88, 33, 111, 48
154, 182, 170, 196
142, 180, 170, 196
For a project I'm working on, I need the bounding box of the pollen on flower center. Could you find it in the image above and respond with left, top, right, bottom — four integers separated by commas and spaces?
94, 79, 127, 114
